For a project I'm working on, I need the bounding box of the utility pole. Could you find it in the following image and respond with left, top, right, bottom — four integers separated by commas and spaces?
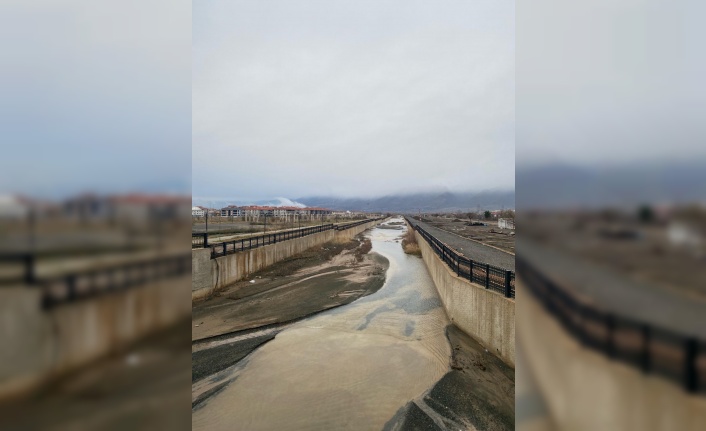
264, 213, 267, 233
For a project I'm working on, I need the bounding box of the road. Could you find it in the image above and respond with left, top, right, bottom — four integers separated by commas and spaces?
408, 218, 515, 270
518, 238, 706, 339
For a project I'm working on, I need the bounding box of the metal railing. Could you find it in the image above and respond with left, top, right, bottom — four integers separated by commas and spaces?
207, 218, 385, 259
406, 217, 515, 299
517, 256, 706, 394
1, 252, 191, 310
192, 232, 208, 248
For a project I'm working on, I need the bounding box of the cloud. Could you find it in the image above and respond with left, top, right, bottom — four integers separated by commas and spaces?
273, 197, 306, 208
192, 0, 514, 199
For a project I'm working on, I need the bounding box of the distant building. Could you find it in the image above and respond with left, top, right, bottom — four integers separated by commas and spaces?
218, 205, 332, 220
668, 206, 706, 249
221, 205, 244, 217
0, 194, 31, 219
109, 194, 191, 223
192, 206, 205, 217
63, 193, 113, 220
498, 218, 515, 230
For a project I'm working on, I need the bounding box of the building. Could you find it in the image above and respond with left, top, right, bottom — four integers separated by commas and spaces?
63, 193, 113, 220
498, 218, 515, 230
668, 206, 706, 250
109, 194, 191, 223
218, 205, 332, 220
221, 205, 244, 217
192, 206, 205, 217
0, 194, 32, 219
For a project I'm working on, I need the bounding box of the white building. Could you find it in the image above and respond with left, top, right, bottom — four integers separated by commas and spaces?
0, 195, 30, 219
192, 206, 205, 217
498, 218, 515, 230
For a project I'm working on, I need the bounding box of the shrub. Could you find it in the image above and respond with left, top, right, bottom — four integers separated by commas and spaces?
401, 228, 422, 256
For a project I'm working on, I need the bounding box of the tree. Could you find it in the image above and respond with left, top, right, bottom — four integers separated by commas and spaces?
484, 210, 491, 220
499, 209, 515, 220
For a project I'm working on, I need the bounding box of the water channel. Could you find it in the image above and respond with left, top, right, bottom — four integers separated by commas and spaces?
193, 218, 452, 430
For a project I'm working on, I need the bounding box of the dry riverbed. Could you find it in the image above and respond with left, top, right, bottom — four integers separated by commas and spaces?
192, 236, 389, 386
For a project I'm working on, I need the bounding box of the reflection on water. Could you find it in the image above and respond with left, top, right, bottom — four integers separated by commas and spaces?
192, 218, 451, 431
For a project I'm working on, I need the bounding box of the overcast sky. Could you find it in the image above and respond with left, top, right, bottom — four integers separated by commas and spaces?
516, 0, 706, 169
1, 0, 191, 199
193, 0, 514, 202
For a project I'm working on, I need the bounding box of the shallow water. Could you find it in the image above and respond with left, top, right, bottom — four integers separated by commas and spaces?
192, 218, 451, 430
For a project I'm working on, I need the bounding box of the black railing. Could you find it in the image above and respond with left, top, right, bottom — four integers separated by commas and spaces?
406, 218, 515, 299
335, 219, 379, 230
1, 252, 191, 310
517, 256, 706, 394
192, 232, 208, 248
0, 252, 37, 285
208, 218, 385, 259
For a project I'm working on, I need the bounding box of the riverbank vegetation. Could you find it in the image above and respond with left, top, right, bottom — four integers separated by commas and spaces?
401, 228, 422, 256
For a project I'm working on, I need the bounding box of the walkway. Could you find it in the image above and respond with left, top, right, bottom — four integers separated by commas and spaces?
518, 238, 706, 339
408, 218, 515, 270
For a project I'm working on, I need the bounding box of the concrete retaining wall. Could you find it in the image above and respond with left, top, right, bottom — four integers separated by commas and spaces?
192, 220, 383, 301
0, 275, 191, 400
517, 283, 706, 430
414, 229, 515, 366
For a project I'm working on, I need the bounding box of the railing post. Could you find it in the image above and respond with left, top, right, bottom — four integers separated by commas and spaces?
505, 270, 512, 298
485, 264, 490, 289
641, 325, 651, 373
469, 260, 474, 282
66, 274, 77, 301
203, 232, 209, 248
685, 338, 698, 393
605, 314, 615, 358
24, 253, 35, 284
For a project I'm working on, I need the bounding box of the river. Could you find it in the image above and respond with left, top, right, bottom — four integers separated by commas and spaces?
192, 218, 452, 430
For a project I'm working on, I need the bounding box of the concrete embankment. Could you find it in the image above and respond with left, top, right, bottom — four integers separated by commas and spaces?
517, 281, 706, 431
412, 223, 516, 366
0, 274, 191, 400
192, 219, 383, 301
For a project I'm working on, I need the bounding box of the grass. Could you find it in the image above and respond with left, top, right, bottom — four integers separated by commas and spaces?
401, 228, 422, 257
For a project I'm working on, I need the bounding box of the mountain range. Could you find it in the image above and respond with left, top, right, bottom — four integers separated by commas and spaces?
298, 190, 515, 213
516, 161, 706, 209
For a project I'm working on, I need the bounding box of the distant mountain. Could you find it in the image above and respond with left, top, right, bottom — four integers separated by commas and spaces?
516, 161, 706, 209
297, 190, 515, 213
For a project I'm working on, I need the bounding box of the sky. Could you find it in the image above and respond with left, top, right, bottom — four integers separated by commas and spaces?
0, 0, 191, 199
516, 0, 706, 168
192, 0, 515, 202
